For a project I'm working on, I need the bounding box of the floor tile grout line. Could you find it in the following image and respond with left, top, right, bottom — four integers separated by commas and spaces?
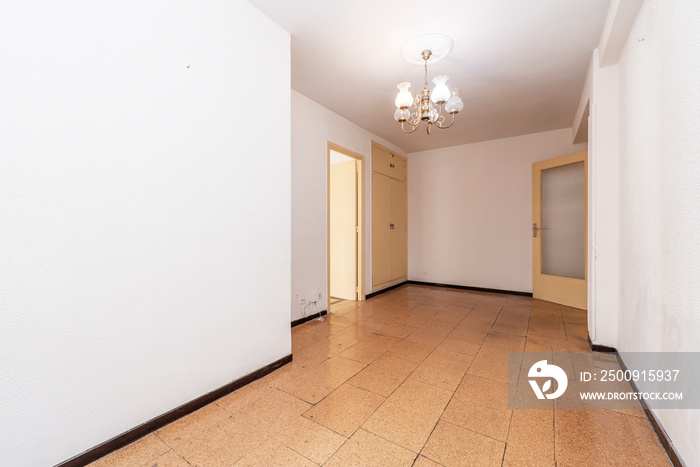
468, 302, 504, 363
134, 445, 180, 467
416, 381, 461, 458
319, 435, 349, 466
276, 433, 328, 466
151, 433, 197, 467
274, 385, 322, 406
423, 299, 519, 464
412, 296, 487, 459
500, 352, 523, 467
336, 301, 456, 459
297, 362, 394, 446
302, 358, 422, 464
300, 343, 429, 465
300, 410, 352, 441
500, 410, 515, 467
305, 300, 437, 422
413, 452, 448, 467
355, 426, 422, 457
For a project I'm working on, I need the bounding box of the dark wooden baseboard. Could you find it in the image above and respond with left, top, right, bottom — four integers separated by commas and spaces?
406, 280, 533, 297
586, 335, 683, 465
291, 310, 328, 328
587, 334, 618, 353
56, 354, 293, 467
616, 353, 684, 466
365, 281, 408, 299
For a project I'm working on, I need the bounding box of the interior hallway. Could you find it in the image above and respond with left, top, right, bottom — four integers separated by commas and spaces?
90, 285, 670, 466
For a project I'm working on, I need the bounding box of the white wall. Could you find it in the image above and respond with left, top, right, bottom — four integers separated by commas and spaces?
291, 90, 405, 320
408, 129, 586, 293
587, 49, 621, 349
0, 2, 291, 466
614, 1, 700, 464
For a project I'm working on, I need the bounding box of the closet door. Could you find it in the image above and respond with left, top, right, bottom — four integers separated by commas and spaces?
372, 147, 393, 178
372, 173, 392, 287
390, 179, 408, 280
392, 155, 407, 182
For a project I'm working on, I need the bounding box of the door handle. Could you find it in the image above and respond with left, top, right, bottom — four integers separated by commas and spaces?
532, 223, 548, 237
390, 223, 395, 230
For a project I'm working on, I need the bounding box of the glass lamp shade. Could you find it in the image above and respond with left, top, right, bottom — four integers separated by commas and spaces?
429, 107, 439, 123
393, 108, 409, 122
445, 88, 464, 114
395, 82, 413, 109
430, 75, 451, 105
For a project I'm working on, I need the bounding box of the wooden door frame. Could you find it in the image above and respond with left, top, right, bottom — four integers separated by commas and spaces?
532, 150, 588, 310
327, 142, 366, 314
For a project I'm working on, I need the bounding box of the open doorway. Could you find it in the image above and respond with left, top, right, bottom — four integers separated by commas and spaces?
327, 142, 365, 313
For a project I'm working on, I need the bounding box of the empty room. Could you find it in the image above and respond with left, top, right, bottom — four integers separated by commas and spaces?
2, 1, 699, 466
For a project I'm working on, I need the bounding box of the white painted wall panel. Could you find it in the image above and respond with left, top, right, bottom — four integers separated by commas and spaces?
615, 1, 700, 464
0, 2, 291, 465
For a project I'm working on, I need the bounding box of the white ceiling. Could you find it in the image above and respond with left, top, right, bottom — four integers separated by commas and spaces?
249, 0, 610, 153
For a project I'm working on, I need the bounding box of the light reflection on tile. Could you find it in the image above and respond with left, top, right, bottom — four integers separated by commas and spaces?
362, 377, 452, 452
303, 383, 385, 437
421, 420, 506, 467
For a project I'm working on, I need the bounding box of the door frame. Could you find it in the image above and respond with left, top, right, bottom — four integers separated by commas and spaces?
327, 142, 365, 313
532, 150, 588, 310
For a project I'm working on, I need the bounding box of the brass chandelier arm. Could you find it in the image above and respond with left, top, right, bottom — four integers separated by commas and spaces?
400, 121, 420, 134
434, 112, 457, 130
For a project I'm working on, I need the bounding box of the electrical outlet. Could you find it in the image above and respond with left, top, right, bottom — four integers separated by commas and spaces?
297, 296, 306, 307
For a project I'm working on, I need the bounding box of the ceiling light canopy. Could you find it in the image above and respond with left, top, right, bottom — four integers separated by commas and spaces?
394, 35, 463, 135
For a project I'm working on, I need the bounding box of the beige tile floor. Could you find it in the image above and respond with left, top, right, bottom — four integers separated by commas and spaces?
90, 285, 671, 466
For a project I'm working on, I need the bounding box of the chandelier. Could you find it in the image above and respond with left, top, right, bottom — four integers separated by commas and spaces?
393, 41, 464, 135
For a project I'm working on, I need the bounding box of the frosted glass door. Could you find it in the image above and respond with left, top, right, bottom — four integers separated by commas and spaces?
540, 161, 585, 279
532, 151, 587, 310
